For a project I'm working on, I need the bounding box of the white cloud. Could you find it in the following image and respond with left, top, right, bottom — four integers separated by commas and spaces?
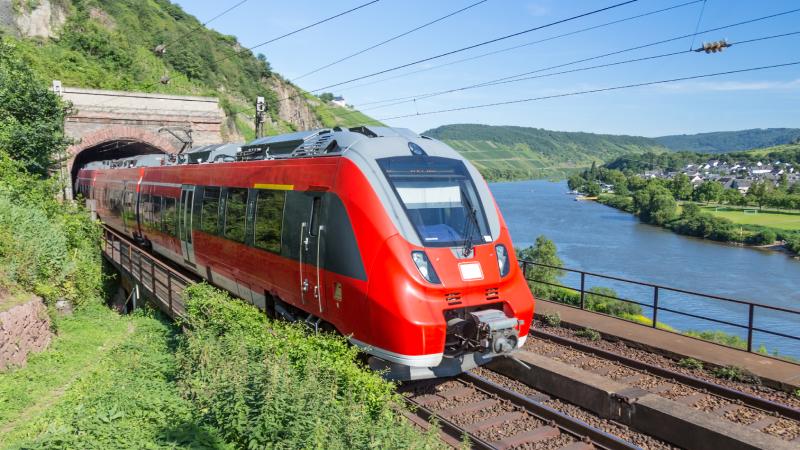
657, 78, 800, 92
526, 2, 549, 17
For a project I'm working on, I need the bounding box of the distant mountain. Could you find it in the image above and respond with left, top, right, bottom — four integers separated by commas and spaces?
654, 128, 800, 154
423, 124, 667, 181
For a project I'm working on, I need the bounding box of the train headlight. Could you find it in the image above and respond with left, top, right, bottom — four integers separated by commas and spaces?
411, 251, 441, 284
496, 244, 510, 277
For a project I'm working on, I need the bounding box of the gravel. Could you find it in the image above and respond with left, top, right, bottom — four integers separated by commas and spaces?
531, 322, 800, 409
524, 328, 800, 441
472, 367, 678, 450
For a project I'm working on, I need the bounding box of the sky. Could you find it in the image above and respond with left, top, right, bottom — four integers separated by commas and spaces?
175, 0, 800, 137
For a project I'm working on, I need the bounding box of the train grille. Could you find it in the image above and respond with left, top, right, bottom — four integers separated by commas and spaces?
485, 287, 500, 301
445, 292, 462, 305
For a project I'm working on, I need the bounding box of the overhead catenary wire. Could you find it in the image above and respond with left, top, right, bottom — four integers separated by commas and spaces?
162, 0, 251, 48
291, 0, 491, 82
350, 8, 800, 113
375, 60, 800, 121
688, 0, 709, 50
288, 0, 642, 97
335, 0, 704, 97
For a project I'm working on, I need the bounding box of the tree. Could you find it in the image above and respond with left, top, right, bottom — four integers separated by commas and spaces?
583, 181, 601, 197
670, 173, 693, 200
517, 235, 564, 297
722, 188, 743, 206
693, 181, 724, 204
633, 184, 678, 225
778, 172, 789, 191
0, 39, 71, 175
681, 202, 701, 219
746, 181, 770, 209
318, 92, 334, 103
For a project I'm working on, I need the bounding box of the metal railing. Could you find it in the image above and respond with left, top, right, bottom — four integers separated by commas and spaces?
101, 226, 193, 319
519, 260, 800, 363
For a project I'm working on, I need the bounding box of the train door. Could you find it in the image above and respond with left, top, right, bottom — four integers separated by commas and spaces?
179, 185, 197, 265
299, 195, 326, 314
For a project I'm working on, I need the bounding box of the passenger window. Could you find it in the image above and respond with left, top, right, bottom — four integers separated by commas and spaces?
201, 187, 221, 234
162, 197, 177, 236
309, 197, 321, 236
254, 190, 285, 253
224, 188, 248, 243
152, 196, 162, 229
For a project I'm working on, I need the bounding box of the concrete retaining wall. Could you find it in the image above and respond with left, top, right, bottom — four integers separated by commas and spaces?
0, 295, 52, 371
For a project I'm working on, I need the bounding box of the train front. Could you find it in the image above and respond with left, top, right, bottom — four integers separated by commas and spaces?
345, 129, 534, 380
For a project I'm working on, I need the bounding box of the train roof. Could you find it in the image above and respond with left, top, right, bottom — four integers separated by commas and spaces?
78, 126, 461, 170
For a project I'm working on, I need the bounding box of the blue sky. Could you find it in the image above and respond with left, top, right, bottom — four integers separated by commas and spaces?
175, 0, 800, 137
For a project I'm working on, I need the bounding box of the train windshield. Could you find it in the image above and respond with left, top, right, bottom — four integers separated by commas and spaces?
378, 156, 490, 247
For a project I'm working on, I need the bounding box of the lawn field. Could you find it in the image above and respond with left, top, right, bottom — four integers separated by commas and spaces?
702, 206, 800, 231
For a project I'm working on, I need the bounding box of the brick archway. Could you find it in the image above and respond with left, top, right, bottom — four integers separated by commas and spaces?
69, 125, 178, 160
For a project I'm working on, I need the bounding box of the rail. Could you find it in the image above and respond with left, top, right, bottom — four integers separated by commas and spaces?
100, 226, 194, 318
519, 260, 800, 363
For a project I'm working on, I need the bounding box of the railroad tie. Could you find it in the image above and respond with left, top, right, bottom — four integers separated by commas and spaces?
557, 441, 595, 450
747, 415, 780, 431
436, 385, 475, 400
492, 425, 560, 450
674, 392, 708, 406
463, 410, 524, 433
438, 398, 498, 420
711, 403, 741, 416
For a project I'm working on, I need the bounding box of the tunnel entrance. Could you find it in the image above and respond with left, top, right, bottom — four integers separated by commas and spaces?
70, 139, 167, 187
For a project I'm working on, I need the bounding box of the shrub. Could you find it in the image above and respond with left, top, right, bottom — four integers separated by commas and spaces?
712, 365, 760, 384
176, 284, 441, 449
684, 330, 747, 350
794, 389, 800, 399
540, 311, 561, 327
585, 287, 642, 317
677, 357, 704, 370
575, 328, 601, 341
746, 229, 777, 245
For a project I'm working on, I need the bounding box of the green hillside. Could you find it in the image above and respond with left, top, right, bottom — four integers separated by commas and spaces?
2, 0, 379, 139
424, 124, 668, 181
654, 128, 800, 153
604, 143, 800, 173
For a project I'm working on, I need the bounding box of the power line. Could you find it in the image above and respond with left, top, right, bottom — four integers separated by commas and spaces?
376, 60, 800, 121
291, 0, 490, 82
163, 0, 251, 48
688, 0, 709, 50
297, 0, 641, 96
212, 0, 382, 67
335, 0, 703, 96
351, 8, 800, 112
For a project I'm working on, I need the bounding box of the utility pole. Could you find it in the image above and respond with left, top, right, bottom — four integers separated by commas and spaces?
255, 96, 266, 139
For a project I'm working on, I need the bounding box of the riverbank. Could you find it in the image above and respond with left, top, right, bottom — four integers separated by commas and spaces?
595, 193, 800, 259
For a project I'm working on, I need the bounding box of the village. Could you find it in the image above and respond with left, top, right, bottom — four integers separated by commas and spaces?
639, 158, 799, 194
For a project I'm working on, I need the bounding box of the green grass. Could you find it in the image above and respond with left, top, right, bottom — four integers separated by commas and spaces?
0, 305, 229, 449
701, 206, 800, 231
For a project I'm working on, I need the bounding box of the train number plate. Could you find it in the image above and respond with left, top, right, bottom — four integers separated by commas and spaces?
458, 262, 484, 281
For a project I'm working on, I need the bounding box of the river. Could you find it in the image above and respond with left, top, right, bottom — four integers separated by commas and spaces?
490, 179, 800, 359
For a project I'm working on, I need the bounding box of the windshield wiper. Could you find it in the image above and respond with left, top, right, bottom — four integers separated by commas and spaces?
459, 187, 480, 257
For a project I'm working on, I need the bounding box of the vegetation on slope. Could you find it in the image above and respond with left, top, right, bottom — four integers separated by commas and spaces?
655, 128, 800, 153
5, 0, 377, 139
424, 124, 667, 181
605, 143, 800, 173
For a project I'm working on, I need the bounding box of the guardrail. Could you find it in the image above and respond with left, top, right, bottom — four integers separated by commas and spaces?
519, 260, 800, 363
101, 226, 193, 319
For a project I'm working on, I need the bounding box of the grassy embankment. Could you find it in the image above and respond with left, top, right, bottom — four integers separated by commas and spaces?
0, 157, 439, 448
700, 205, 800, 231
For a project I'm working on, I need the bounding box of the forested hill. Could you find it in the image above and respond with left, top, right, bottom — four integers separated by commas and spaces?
423, 124, 668, 181
0, 0, 379, 141
654, 128, 800, 153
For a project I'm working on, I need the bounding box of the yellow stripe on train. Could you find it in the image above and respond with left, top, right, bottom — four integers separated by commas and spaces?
253, 183, 294, 190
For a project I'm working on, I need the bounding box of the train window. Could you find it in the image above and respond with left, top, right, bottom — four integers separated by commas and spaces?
253, 190, 285, 253
162, 197, 177, 236
200, 187, 221, 235
224, 188, 248, 243
152, 196, 162, 230
378, 156, 490, 248
309, 197, 321, 236
141, 194, 151, 227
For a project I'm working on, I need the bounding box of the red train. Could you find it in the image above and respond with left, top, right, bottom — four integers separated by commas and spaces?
77, 126, 534, 379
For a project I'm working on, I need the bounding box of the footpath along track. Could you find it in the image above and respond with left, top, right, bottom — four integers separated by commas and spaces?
400, 372, 642, 450
524, 327, 800, 443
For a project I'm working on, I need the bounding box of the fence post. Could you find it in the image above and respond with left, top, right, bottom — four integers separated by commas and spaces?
167, 275, 173, 316
150, 258, 156, 295
747, 304, 755, 353
652, 286, 659, 328
579, 272, 586, 310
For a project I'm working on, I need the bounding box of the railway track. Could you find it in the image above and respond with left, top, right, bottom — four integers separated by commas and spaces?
525, 328, 800, 443
400, 372, 640, 450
